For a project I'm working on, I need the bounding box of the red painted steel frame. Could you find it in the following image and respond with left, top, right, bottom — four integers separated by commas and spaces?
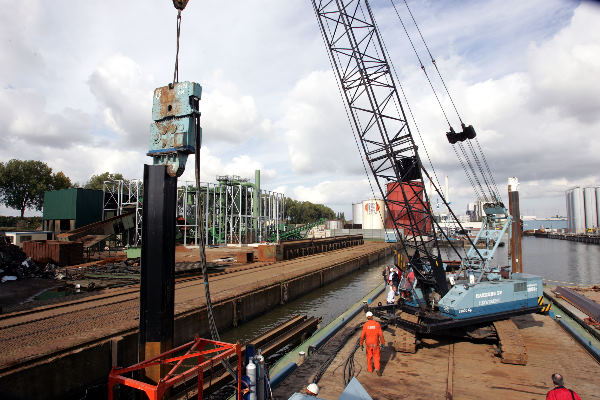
108, 336, 242, 400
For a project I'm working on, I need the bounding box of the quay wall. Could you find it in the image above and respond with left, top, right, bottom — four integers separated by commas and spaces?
0, 244, 392, 400
534, 232, 600, 245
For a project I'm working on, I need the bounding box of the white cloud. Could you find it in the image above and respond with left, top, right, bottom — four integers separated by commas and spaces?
88, 54, 154, 147
293, 178, 371, 208
0, 87, 93, 149
201, 71, 272, 144
280, 70, 363, 175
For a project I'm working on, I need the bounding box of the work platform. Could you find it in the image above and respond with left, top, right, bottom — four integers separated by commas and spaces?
0, 242, 392, 399
284, 291, 600, 400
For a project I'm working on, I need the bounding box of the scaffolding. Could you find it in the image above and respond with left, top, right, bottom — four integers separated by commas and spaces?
177, 179, 285, 246
102, 176, 285, 247
102, 179, 143, 246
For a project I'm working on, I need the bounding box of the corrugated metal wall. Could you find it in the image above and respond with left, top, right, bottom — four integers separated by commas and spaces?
42, 188, 103, 229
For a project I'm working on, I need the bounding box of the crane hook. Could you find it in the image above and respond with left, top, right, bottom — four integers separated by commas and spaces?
172, 0, 189, 11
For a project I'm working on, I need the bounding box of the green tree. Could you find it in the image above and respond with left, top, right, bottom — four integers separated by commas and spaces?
84, 172, 127, 190
284, 198, 336, 224
0, 159, 73, 217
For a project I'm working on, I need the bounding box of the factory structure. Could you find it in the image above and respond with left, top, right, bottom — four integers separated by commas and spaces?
566, 186, 600, 233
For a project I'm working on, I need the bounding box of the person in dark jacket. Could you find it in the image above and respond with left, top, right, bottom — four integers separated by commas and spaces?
546, 373, 581, 400
390, 267, 400, 290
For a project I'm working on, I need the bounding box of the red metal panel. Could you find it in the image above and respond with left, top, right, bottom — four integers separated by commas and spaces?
385, 182, 431, 234
22, 240, 83, 266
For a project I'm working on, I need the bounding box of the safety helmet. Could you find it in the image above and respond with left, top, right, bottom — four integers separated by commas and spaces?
307, 383, 319, 395
366, 311, 373, 318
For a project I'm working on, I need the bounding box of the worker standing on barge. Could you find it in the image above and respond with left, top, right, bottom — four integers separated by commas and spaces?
360, 311, 385, 376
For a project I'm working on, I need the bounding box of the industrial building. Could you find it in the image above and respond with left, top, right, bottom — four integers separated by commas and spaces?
42, 188, 104, 234
566, 186, 600, 233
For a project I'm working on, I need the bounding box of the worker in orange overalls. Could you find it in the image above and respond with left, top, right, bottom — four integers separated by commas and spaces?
360, 311, 385, 376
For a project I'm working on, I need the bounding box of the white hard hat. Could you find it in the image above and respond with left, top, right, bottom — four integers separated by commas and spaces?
366, 311, 373, 318
307, 383, 319, 395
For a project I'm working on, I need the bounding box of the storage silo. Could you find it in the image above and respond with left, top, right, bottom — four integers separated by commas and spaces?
566, 187, 586, 233
352, 202, 363, 225
597, 188, 600, 228
362, 199, 386, 229
584, 187, 598, 230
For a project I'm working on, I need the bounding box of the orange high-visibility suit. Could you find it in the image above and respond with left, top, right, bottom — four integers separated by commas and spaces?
360, 319, 385, 372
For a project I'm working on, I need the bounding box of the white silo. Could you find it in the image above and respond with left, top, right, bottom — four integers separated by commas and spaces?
352, 202, 363, 225
596, 188, 600, 228
566, 187, 586, 233
584, 187, 598, 230
362, 199, 386, 229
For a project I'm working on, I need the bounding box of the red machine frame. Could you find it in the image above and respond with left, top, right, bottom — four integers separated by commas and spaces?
108, 336, 242, 400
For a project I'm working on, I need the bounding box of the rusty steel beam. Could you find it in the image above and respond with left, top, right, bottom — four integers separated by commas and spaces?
555, 286, 600, 320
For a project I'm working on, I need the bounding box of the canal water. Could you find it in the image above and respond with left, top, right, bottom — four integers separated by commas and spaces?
224, 237, 600, 345
440, 236, 600, 286
221, 256, 391, 345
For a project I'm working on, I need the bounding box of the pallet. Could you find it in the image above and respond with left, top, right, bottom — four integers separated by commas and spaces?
493, 318, 527, 365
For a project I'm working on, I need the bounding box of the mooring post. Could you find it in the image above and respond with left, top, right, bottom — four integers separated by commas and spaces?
508, 177, 523, 273
139, 164, 177, 382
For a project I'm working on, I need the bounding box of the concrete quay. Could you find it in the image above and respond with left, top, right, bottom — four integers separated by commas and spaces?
0, 242, 392, 399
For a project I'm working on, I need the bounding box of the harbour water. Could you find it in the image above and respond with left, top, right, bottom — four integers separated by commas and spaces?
441, 236, 600, 285
226, 236, 600, 345
221, 256, 390, 345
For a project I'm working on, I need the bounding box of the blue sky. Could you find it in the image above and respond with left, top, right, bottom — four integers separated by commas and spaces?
1, 0, 599, 219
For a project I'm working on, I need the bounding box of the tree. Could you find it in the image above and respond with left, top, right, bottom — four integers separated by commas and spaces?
0, 159, 73, 217
284, 198, 336, 224
84, 172, 127, 190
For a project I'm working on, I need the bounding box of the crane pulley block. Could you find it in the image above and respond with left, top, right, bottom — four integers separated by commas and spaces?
172, 0, 189, 11
148, 81, 202, 177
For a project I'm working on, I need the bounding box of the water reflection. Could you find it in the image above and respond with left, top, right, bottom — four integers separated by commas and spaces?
221, 256, 391, 344
441, 237, 600, 285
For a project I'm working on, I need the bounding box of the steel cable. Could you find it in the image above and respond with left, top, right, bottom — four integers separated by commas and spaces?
173, 10, 182, 85
194, 117, 237, 382
364, 2, 444, 200
393, 0, 502, 202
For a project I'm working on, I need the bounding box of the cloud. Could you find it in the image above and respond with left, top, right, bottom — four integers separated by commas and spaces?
0, 87, 93, 149
201, 71, 272, 144
179, 148, 277, 185
280, 70, 363, 175
293, 178, 371, 207
527, 3, 600, 123
88, 54, 154, 148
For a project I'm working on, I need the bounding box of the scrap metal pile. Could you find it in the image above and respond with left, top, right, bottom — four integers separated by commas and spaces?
0, 236, 59, 282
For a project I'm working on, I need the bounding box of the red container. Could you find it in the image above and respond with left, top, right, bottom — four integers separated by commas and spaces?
22, 240, 84, 266
385, 182, 432, 234
257, 244, 279, 262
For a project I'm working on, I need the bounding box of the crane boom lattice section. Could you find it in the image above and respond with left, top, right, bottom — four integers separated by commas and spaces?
312, 0, 445, 293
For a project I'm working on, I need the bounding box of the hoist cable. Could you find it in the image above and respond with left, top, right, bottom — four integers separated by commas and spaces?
194, 125, 237, 382
365, 2, 444, 199
173, 10, 182, 85
466, 139, 495, 201
397, 0, 502, 202
389, 0, 487, 202
475, 137, 501, 200
458, 142, 488, 202
401, 0, 464, 126
388, 1, 452, 130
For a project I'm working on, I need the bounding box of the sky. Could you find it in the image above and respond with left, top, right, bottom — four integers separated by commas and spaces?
1, 0, 599, 219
